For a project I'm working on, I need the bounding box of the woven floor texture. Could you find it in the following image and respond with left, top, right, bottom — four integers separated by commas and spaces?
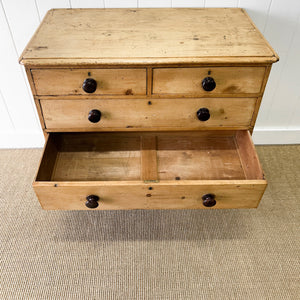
0, 145, 299, 299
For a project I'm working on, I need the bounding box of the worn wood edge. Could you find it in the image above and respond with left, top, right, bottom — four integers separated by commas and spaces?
18, 9, 54, 64
25, 69, 47, 136
34, 99, 46, 131
241, 9, 279, 63
146, 67, 152, 96
150, 93, 263, 98
250, 65, 272, 131
32, 134, 49, 184
260, 65, 272, 95
25, 67, 37, 95
44, 126, 251, 132
26, 63, 272, 69
250, 96, 263, 135
35, 93, 263, 99
235, 130, 266, 180
25, 65, 46, 135
42, 130, 238, 137
140, 135, 158, 181
33, 179, 267, 187
255, 182, 268, 208
20, 56, 279, 66
35, 134, 59, 182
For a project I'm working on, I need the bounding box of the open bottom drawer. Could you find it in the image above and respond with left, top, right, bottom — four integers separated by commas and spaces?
34, 131, 267, 210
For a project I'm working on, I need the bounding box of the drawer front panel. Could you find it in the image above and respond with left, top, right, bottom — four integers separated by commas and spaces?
31, 68, 147, 96
153, 67, 266, 95
34, 182, 266, 210
41, 98, 257, 130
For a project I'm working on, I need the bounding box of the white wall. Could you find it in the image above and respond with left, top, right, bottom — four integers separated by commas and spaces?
0, 0, 299, 148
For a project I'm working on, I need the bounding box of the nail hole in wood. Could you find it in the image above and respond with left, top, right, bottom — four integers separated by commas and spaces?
125, 89, 133, 95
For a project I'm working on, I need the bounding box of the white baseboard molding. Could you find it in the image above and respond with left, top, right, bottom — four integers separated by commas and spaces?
253, 128, 300, 145
0, 129, 299, 148
0, 131, 45, 149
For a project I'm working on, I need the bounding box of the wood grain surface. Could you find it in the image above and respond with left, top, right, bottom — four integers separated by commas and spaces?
19, 8, 278, 65
31, 68, 147, 96
153, 67, 265, 95
40, 98, 257, 130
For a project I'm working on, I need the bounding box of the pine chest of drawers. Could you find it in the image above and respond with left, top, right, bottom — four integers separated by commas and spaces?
20, 8, 278, 210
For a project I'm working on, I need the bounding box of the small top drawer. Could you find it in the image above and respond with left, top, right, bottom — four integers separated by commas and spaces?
31, 68, 147, 96
152, 67, 266, 96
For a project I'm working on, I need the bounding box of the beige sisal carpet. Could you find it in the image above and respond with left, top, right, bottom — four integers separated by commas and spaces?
0, 146, 299, 299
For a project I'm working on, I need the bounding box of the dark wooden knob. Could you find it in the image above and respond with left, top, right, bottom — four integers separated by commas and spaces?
82, 78, 97, 93
88, 109, 101, 123
202, 194, 216, 207
197, 108, 210, 121
202, 77, 216, 91
85, 195, 99, 209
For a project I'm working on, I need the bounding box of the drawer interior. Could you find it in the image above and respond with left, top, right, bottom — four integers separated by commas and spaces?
36, 131, 264, 182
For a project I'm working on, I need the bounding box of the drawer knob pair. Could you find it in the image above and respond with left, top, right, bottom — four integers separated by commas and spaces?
82, 78, 97, 93
85, 194, 216, 208
83, 77, 216, 93
86, 195, 99, 208
88, 108, 210, 123
202, 77, 216, 91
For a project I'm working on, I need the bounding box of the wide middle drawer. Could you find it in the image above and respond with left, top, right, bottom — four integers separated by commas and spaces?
40, 98, 257, 130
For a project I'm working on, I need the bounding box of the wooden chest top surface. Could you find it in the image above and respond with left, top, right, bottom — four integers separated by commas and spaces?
20, 8, 278, 66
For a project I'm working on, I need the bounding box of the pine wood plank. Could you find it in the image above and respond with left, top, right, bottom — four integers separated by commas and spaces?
249, 65, 272, 132
20, 8, 278, 66
31, 68, 147, 96
33, 181, 266, 210
24, 66, 47, 138
40, 98, 257, 130
36, 134, 58, 181
235, 130, 265, 180
153, 67, 265, 95
140, 135, 158, 181
157, 135, 245, 180
52, 150, 141, 181
51, 133, 141, 181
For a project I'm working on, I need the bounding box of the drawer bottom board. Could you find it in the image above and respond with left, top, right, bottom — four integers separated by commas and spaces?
49, 135, 243, 181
